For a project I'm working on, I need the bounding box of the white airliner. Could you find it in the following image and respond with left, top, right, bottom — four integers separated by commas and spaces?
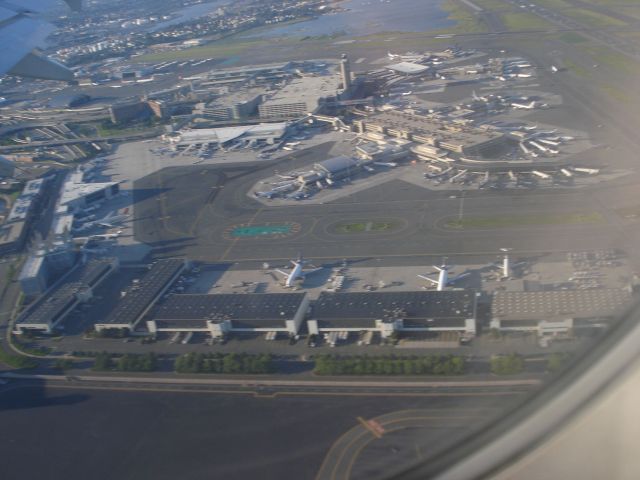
511, 101, 536, 110
417, 259, 470, 291
275, 254, 322, 287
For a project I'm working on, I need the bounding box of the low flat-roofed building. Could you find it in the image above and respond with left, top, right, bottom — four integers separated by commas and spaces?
6, 178, 45, 222
146, 292, 309, 338
0, 220, 26, 255
59, 169, 119, 209
15, 258, 119, 334
309, 291, 477, 338
19, 253, 49, 296
490, 289, 633, 336
96, 259, 186, 332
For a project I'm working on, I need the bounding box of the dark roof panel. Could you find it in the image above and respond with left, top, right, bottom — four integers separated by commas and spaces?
150, 293, 306, 322
313, 291, 476, 321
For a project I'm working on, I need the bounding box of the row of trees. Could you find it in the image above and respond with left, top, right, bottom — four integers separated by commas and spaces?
313, 354, 466, 376
92, 352, 158, 372
174, 352, 274, 374
490, 354, 524, 375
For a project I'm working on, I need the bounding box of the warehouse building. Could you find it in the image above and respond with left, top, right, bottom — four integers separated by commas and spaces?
309, 291, 477, 338
14, 258, 119, 334
95, 259, 186, 332
490, 289, 633, 336
146, 293, 309, 338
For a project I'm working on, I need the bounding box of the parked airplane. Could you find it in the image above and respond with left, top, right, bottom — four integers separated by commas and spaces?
274, 254, 323, 287
417, 259, 470, 291
95, 212, 129, 228
511, 101, 536, 110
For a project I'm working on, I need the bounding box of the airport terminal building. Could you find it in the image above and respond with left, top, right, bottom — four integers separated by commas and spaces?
15, 258, 119, 334
308, 291, 477, 338
146, 293, 309, 338
95, 258, 186, 332
490, 289, 633, 336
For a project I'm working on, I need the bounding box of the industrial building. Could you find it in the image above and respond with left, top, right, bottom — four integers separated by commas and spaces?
146, 293, 309, 338
490, 289, 633, 336
14, 258, 119, 334
308, 291, 477, 338
169, 122, 289, 149
95, 259, 186, 332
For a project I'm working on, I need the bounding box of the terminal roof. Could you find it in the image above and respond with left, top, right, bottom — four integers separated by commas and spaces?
150, 293, 306, 321
101, 259, 184, 326
314, 291, 476, 319
387, 62, 430, 75
492, 289, 632, 321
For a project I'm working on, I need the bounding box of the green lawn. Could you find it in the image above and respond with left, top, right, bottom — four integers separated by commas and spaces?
445, 212, 604, 229
564, 58, 591, 78
500, 11, 555, 31
335, 221, 394, 234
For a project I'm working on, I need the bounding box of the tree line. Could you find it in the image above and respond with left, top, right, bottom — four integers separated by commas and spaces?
174, 352, 274, 374
92, 352, 158, 372
313, 354, 466, 376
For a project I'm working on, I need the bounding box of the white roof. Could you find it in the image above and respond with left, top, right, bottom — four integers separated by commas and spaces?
177, 122, 288, 145
387, 62, 430, 74
59, 170, 116, 206
53, 213, 74, 236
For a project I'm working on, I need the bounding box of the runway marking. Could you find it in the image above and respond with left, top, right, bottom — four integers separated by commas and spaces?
220, 208, 263, 260
356, 416, 384, 439
316, 410, 513, 480
331, 415, 482, 480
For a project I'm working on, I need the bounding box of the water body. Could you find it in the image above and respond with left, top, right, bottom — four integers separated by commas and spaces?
243, 0, 455, 39
0, 383, 515, 480
150, 1, 229, 32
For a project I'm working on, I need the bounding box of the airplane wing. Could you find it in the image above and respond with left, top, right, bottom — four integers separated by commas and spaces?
449, 272, 471, 283
417, 274, 438, 285
275, 269, 290, 278
300, 267, 322, 277
0, 0, 81, 81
